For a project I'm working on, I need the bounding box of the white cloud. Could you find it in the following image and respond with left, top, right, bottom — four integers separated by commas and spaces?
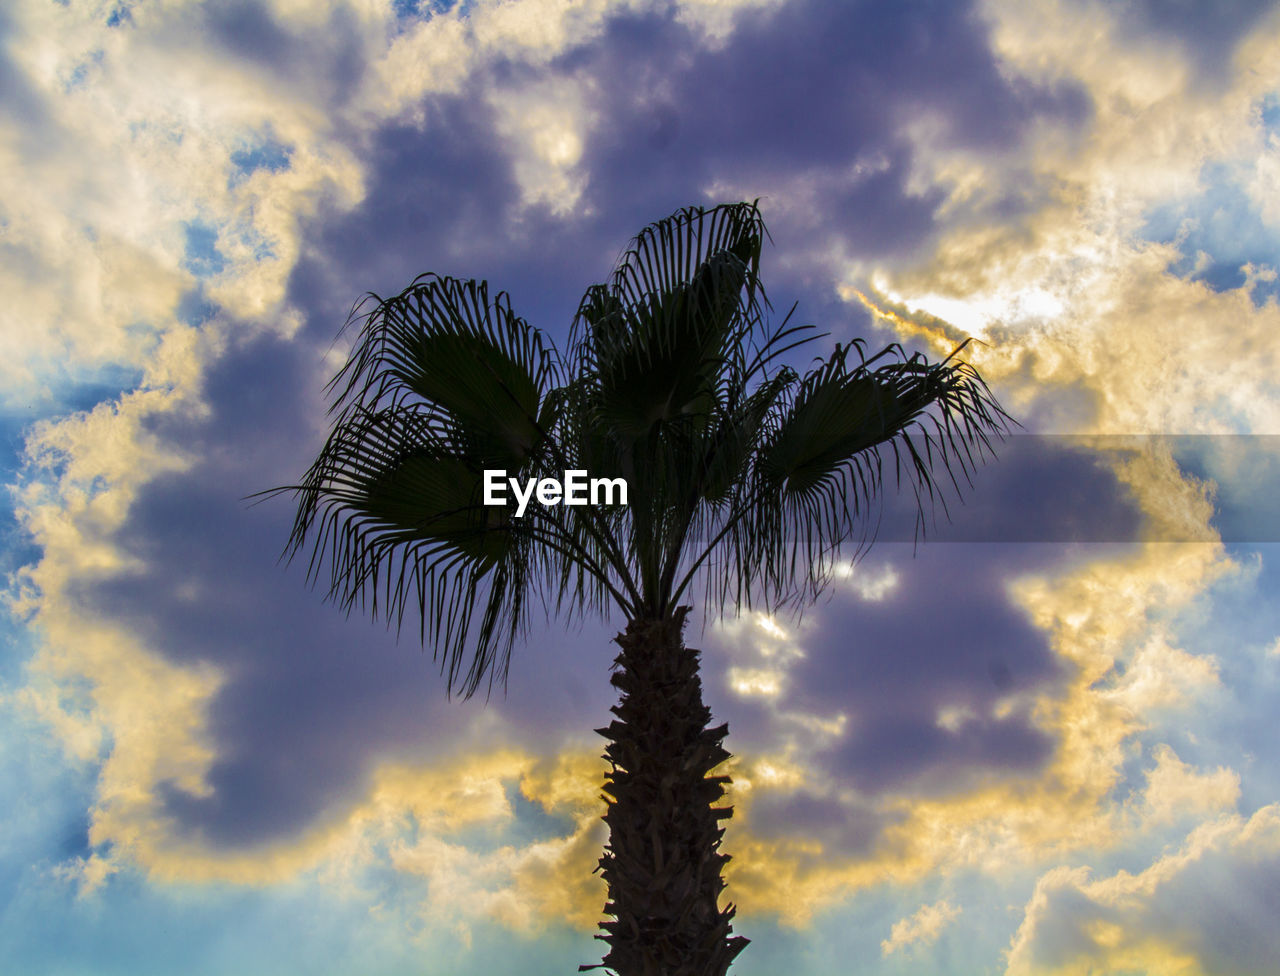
1103, 633, 1220, 715
1007, 805, 1280, 976
712, 613, 847, 742
833, 560, 900, 601
0, 0, 371, 409
936, 704, 977, 733
1133, 745, 1239, 827
674, 0, 787, 43
881, 899, 961, 956
3, 0, 825, 925
489, 75, 595, 215
727, 666, 784, 697
1249, 129, 1280, 228
842, 0, 1280, 438
52, 852, 119, 898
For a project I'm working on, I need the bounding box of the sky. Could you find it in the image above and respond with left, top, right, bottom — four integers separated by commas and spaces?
3, 0, 1280, 973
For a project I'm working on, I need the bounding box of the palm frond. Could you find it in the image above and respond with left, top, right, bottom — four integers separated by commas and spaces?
331, 274, 560, 470
273, 202, 1011, 691
559, 202, 804, 613
278, 276, 574, 698
725, 338, 1010, 606
567, 201, 770, 438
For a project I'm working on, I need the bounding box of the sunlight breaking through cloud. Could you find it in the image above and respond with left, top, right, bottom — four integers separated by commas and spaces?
4, 0, 1280, 972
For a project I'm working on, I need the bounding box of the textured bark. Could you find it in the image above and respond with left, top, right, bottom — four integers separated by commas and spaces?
583, 606, 748, 976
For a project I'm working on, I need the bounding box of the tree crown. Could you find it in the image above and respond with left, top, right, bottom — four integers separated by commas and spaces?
281, 202, 1010, 697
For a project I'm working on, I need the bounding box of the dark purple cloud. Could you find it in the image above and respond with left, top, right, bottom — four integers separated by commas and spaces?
568, 0, 1088, 250
65, 0, 1112, 850
744, 789, 901, 855
871, 435, 1148, 543
705, 541, 1068, 801
77, 327, 622, 846
198, 0, 370, 104
1109, 0, 1277, 80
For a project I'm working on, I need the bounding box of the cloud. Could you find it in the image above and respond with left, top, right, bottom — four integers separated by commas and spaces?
1006, 805, 1280, 976
5, 0, 813, 890
749, 544, 1061, 796
1134, 745, 1239, 827
1103, 634, 1221, 716
21, 729, 607, 934
5, 3, 1279, 969
695, 544, 1233, 928
487, 74, 595, 215
700, 446, 1236, 925
833, 560, 900, 601
2, 0, 670, 926
6, 326, 228, 850
881, 899, 961, 956
52, 852, 118, 897
0, 0, 371, 409
851, 0, 1280, 438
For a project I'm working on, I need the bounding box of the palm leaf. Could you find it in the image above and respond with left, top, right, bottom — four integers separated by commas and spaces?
279, 277, 567, 698
569, 202, 768, 440
273, 203, 1010, 688
740, 339, 1010, 602
331, 274, 559, 470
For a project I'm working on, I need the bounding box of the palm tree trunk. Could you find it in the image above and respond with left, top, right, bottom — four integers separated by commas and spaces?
584, 606, 748, 976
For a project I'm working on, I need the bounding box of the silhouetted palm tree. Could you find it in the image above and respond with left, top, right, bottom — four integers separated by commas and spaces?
281, 202, 1008, 976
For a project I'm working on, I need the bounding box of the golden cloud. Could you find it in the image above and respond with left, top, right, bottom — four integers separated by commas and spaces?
1006, 805, 1280, 976
7, 0, 1276, 950
711, 462, 1237, 925
692, 5, 1278, 927
881, 899, 962, 956
856, 1, 1280, 437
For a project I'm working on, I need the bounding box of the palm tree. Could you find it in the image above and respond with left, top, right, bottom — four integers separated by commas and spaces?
281, 202, 1008, 976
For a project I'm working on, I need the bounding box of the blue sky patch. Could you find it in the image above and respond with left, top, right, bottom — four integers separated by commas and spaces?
228, 140, 292, 186
1141, 162, 1279, 304
177, 288, 219, 328
182, 222, 227, 278
393, 0, 464, 20
1259, 92, 1280, 133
